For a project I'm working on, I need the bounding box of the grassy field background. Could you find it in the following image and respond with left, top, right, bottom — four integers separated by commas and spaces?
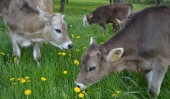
0, 0, 170, 99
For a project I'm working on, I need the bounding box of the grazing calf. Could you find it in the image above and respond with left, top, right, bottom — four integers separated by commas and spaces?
3, 0, 72, 65
83, 3, 133, 33
76, 5, 170, 98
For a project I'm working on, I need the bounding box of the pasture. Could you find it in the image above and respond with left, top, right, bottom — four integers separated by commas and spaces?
0, 0, 170, 98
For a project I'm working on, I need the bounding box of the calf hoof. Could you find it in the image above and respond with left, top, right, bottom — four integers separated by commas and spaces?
149, 89, 158, 99
35, 57, 41, 66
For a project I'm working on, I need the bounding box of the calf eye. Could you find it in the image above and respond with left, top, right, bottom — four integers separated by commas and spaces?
89, 67, 96, 72
55, 29, 61, 33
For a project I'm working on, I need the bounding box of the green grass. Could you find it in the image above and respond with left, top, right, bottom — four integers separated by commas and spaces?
0, 0, 170, 99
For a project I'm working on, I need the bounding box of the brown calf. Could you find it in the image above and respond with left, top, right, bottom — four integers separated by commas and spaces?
83, 3, 133, 33
76, 5, 170, 98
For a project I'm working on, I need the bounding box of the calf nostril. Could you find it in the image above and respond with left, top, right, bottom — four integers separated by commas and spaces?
68, 44, 73, 49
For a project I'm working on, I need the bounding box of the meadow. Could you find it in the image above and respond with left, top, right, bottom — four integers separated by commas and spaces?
0, 0, 170, 99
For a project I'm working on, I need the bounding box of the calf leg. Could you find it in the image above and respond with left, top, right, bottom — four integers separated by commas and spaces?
10, 31, 21, 63
146, 71, 153, 92
33, 42, 41, 65
148, 60, 167, 98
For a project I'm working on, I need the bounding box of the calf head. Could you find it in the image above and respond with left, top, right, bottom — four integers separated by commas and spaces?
75, 38, 124, 89
37, 7, 72, 50
83, 13, 97, 26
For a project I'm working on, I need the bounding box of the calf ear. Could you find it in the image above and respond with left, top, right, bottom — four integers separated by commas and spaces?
90, 37, 97, 45
106, 48, 124, 62
37, 6, 49, 21
62, 15, 65, 19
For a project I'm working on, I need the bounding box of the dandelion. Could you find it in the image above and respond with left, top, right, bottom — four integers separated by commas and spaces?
0, 51, 5, 55
25, 76, 29, 79
17, 78, 22, 80
76, 36, 80, 39
14, 57, 18, 62
20, 78, 26, 83
41, 77, 47, 81
111, 93, 117, 97
82, 90, 86, 93
76, 49, 80, 52
24, 89, 32, 95
9, 78, 15, 81
71, 34, 75, 39
58, 52, 62, 55
79, 93, 85, 98
61, 52, 66, 56
63, 70, 68, 75
74, 60, 79, 65
74, 87, 81, 93
83, 47, 87, 49
116, 90, 121, 94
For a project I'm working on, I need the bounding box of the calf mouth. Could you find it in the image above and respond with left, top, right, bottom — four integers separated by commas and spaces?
61, 41, 73, 50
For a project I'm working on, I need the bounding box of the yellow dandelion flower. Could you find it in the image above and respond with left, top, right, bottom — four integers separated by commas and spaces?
24, 89, 31, 95
74, 60, 79, 65
58, 52, 62, 55
14, 57, 18, 62
74, 87, 81, 93
0, 51, 5, 55
10, 78, 15, 81
78, 93, 85, 98
17, 78, 22, 80
61, 52, 66, 56
63, 70, 68, 74
111, 93, 117, 97
41, 77, 46, 81
71, 34, 75, 39
116, 90, 121, 94
25, 76, 29, 79
20, 78, 26, 83
76, 36, 80, 39
76, 49, 80, 52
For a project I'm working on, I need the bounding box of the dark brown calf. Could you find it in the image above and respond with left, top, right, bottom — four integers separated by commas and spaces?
83, 3, 133, 33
